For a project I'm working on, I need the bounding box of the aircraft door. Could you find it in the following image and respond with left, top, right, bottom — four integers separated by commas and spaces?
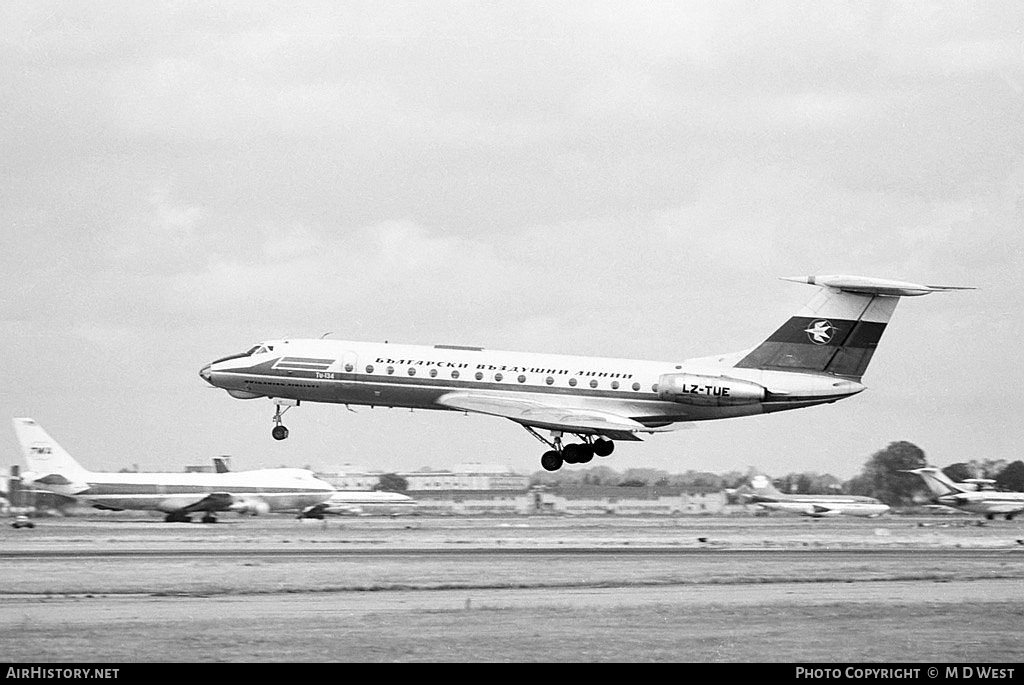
337, 350, 370, 403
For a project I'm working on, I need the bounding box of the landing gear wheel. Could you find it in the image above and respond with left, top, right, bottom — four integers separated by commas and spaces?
562, 443, 581, 464
201, 514, 217, 524
540, 450, 563, 472
576, 444, 594, 463
164, 513, 192, 523
272, 425, 289, 440
986, 513, 995, 520
1007, 514, 1016, 521
593, 439, 615, 457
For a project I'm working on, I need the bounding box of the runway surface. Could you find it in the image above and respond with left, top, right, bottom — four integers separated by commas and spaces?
2, 514, 1023, 662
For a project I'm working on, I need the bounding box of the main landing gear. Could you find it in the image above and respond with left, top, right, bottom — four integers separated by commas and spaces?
163, 512, 218, 523
525, 427, 615, 472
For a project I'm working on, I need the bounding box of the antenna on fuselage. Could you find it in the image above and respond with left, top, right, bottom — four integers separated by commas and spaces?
320, 332, 333, 339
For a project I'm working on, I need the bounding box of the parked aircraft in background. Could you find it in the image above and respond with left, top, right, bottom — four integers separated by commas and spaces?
200, 275, 971, 472
12, 418, 336, 523
739, 474, 890, 518
208, 454, 415, 517
300, 490, 418, 518
905, 467, 1024, 520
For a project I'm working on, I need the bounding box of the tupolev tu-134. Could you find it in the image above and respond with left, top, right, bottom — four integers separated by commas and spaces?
200, 275, 971, 472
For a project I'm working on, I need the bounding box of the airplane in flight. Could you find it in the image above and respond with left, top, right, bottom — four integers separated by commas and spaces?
209, 455, 417, 517
199, 274, 971, 472
12, 418, 336, 523
738, 474, 890, 517
904, 467, 1024, 520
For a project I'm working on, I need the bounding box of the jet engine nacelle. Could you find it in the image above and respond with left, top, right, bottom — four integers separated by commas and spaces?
229, 498, 271, 516
657, 373, 766, 406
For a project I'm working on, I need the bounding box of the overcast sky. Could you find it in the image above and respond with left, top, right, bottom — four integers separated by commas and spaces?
2, 2, 1022, 479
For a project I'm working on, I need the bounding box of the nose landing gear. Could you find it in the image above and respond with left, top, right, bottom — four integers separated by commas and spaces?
271, 399, 299, 440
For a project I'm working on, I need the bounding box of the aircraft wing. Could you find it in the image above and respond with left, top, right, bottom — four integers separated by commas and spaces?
436, 392, 657, 441
178, 492, 235, 513
301, 502, 363, 517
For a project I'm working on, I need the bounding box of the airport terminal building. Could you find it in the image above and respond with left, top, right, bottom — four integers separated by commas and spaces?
318, 463, 727, 515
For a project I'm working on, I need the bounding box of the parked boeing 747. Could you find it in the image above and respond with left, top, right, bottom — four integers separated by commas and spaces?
200, 275, 971, 472
12, 418, 336, 522
739, 474, 890, 517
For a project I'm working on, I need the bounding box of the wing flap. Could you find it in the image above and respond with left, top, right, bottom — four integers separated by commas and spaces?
437, 392, 651, 440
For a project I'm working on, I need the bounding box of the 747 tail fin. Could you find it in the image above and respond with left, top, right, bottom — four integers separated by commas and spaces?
11, 418, 91, 484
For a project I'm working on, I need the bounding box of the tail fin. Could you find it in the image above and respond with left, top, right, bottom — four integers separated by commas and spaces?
904, 467, 968, 498
748, 474, 783, 497
734, 275, 973, 380
12, 418, 91, 483
213, 456, 231, 473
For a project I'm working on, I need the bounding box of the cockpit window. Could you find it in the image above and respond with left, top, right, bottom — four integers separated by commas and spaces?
212, 344, 270, 365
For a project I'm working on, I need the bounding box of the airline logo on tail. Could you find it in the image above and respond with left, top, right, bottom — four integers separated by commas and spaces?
804, 320, 837, 345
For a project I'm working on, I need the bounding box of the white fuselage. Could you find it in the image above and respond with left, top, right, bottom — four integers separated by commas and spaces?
202, 338, 865, 429
754, 497, 891, 518
27, 468, 336, 515
321, 490, 418, 515
936, 491, 1024, 516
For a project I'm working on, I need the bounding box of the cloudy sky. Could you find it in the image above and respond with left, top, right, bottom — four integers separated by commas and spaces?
2, 1, 1022, 479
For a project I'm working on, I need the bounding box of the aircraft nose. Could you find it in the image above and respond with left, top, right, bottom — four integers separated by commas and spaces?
199, 364, 212, 383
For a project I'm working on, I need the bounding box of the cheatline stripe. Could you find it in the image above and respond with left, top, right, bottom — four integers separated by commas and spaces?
80, 485, 334, 495
281, 357, 335, 364
275, 362, 333, 370
218, 368, 664, 401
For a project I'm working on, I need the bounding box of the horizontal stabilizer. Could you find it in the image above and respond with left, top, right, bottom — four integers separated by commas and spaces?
779, 275, 975, 297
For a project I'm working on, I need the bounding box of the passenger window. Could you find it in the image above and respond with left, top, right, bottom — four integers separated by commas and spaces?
652, 383, 659, 392
495, 373, 503, 382
408, 368, 416, 376
545, 377, 553, 385
429, 369, 438, 378
589, 379, 598, 388
344, 364, 354, 372
632, 382, 640, 391
366, 365, 374, 373
517, 375, 526, 383
387, 366, 395, 375
475, 372, 483, 380
452, 370, 460, 379
568, 378, 577, 387
611, 381, 619, 389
